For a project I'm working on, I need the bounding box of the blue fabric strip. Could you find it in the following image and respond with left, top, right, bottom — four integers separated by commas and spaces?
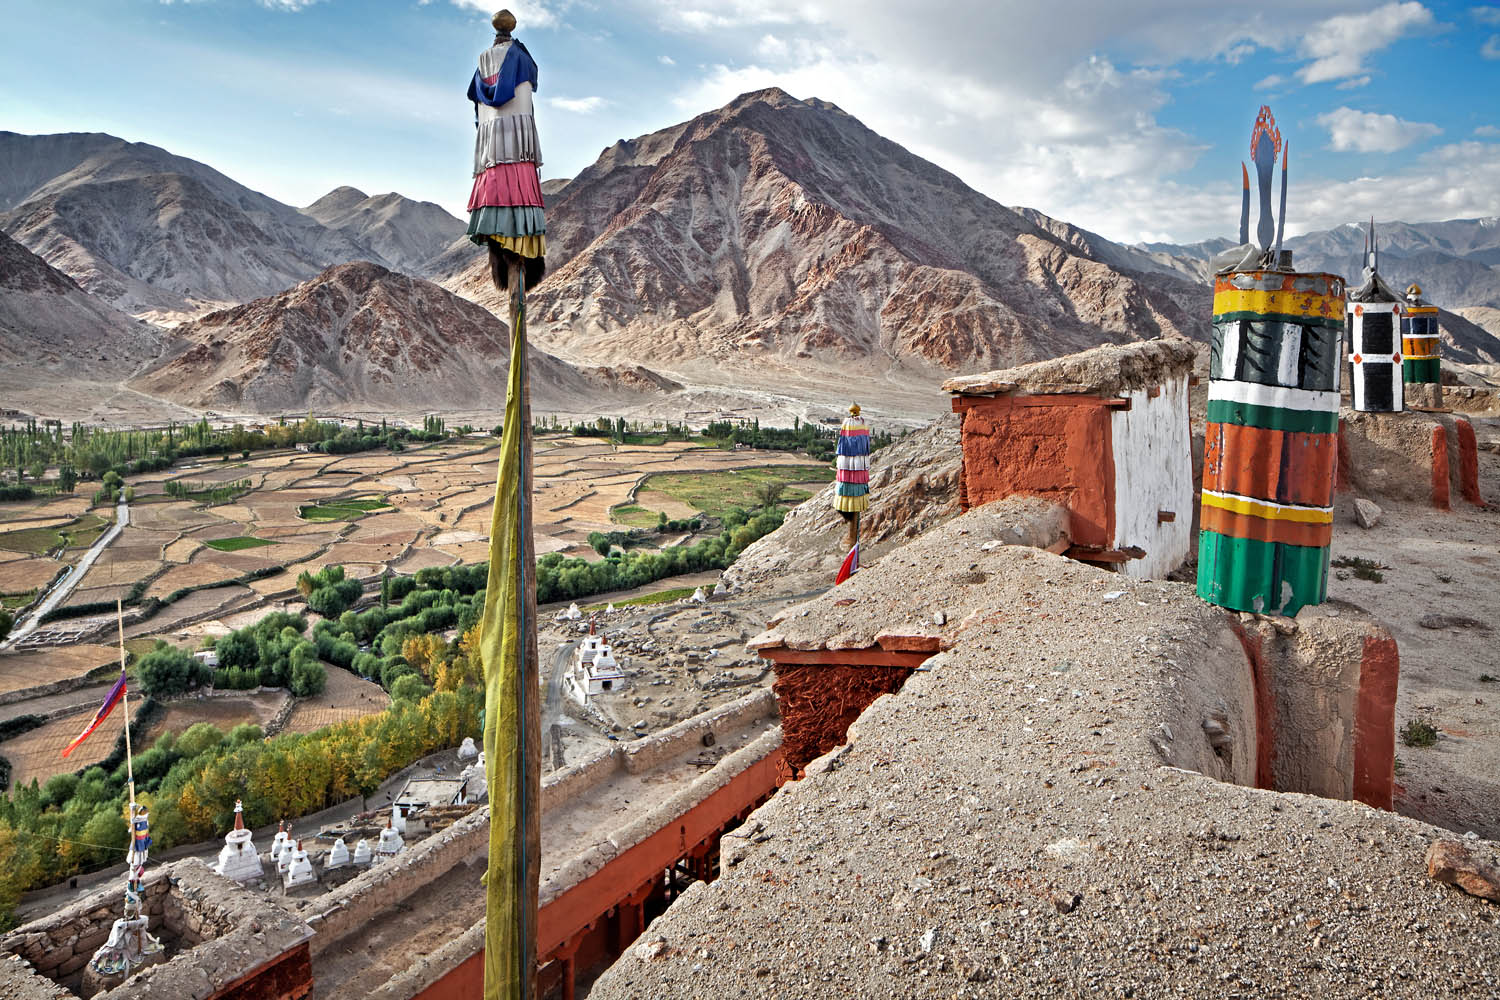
467, 41, 539, 113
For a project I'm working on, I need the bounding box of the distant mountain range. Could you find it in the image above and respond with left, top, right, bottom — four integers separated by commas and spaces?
2, 96, 1497, 421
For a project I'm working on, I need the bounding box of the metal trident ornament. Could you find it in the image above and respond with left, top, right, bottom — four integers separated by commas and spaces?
1241, 105, 1289, 260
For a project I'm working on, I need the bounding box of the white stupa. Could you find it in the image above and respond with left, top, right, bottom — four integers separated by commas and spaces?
390, 801, 407, 836
352, 838, 373, 866
325, 837, 351, 871
457, 736, 479, 761
689, 587, 707, 604
563, 603, 582, 620
377, 817, 404, 857
566, 620, 626, 704
214, 800, 263, 883
283, 841, 316, 889
606, 603, 616, 613
269, 821, 290, 864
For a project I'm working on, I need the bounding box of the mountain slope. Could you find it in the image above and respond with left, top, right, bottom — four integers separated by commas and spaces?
439, 89, 1205, 415
0, 230, 192, 420
302, 187, 464, 276
0, 132, 386, 320
127, 261, 673, 414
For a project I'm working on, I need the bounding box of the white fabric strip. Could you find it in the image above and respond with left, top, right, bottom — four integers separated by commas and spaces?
473, 114, 544, 172
836, 454, 869, 471
1206, 379, 1341, 413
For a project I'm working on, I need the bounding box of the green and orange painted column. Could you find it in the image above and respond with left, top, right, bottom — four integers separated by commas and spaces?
1198, 270, 1345, 616
1400, 285, 1441, 386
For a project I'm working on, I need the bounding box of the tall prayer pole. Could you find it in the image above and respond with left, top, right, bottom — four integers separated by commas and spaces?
467, 9, 545, 998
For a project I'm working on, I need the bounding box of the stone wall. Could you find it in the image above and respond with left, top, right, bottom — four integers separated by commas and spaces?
0, 862, 313, 1000
620, 689, 775, 774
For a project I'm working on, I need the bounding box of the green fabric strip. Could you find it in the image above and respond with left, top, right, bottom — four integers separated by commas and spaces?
1205, 399, 1339, 435
1211, 310, 1344, 330
466, 205, 548, 239
1196, 530, 1329, 616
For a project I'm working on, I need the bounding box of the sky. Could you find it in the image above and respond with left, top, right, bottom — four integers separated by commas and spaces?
2, 0, 1497, 245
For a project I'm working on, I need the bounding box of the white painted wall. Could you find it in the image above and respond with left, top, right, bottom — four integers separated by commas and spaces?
1110, 377, 1194, 580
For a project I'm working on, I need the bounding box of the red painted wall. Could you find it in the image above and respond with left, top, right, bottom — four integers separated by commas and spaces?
952, 395, 1116, 548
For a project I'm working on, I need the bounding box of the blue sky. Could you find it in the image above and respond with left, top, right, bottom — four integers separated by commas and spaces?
2, 0, 1497, 244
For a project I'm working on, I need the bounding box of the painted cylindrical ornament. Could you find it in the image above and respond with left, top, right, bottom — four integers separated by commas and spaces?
1347, 301, 1403, 412
1198, 270, 1345, 616
1401, 302, 1440, 385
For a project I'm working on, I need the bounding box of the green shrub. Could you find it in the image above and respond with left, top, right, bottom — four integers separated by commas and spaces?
1400, 718, 1439, 748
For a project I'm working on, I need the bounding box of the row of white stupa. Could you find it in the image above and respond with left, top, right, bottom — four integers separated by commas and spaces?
553, 587, 712, 622
213, 800, 406, 889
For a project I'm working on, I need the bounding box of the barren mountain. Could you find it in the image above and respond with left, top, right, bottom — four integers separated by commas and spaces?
127, 261, 672, 415
440, 89, 1205, 415
302, 187, 464, 276
0, 230, 192, 421
0, 132, 384, 321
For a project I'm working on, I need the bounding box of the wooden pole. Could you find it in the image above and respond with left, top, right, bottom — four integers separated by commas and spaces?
510, 256, 541, 998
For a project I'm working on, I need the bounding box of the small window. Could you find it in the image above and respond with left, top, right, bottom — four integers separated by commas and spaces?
602, 680, 613, 690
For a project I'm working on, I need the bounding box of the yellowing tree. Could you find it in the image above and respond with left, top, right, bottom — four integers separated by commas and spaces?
401, 633, 448, 681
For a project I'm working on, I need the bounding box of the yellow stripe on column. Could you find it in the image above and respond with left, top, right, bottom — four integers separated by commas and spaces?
1200, 489, 1334, 524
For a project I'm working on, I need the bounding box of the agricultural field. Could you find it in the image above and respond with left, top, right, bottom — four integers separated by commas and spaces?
0, 429, 824, 669
282, 667, 390, 735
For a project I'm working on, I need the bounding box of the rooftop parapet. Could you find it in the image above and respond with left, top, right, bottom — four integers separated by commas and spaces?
941, 338, 1196, 399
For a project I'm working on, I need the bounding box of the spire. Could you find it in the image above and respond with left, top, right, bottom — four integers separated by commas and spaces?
233, 800, 244, 832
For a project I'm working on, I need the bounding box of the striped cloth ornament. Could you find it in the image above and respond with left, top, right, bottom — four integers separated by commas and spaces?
834, 414, 870, 514
1198, 270, 1344, 616
466, 39, 546, 261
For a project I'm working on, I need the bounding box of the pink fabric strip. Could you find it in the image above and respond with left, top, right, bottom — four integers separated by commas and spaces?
836, 469, 870, 484
467, 163, 545, 210
483, 72, 499, 86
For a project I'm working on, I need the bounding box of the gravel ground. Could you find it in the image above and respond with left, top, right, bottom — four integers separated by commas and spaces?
590, 516, 1500, 999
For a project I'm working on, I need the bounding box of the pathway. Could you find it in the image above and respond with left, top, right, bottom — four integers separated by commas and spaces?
2, 499, 129, 650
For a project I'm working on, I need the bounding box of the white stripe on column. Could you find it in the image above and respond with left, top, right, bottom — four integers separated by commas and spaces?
1277, 323, 1302, 387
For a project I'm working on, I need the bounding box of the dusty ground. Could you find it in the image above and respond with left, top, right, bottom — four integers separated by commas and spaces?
592, 521, 1500, 1000
1331, 414, 1500, 840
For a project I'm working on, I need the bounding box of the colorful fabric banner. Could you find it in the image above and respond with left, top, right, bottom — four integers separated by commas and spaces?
1198, 270, 1343, 616
835, 543, 859, 585
61, 669, 126, 758
478, 280, 536, 1000
467, 38, 546, 265
834, 414, 870, 514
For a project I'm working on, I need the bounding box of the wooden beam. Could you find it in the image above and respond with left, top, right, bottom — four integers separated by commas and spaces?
1065, 545, 1146, 563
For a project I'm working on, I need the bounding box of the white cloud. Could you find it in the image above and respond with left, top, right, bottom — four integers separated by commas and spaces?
1317, 106, 1442, 152
659, 54, 676, 65
1296, 2, 1437, 84
1473, 6, 1500, 26
257, 0, 323, 9
445, 0, 561, 30
1483, 34, 1500, 58
1335, 75, 1372, 89
1475, 124, 1500, 137
1255, 74, 1285, 89
550, 96, 611, 113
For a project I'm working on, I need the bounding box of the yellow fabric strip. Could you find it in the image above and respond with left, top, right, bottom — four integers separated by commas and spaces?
834, 494, 870, 513
489, 234, 547, 258
479, 282, 531, 1000
1212, 286, 1342, 321
1200, 489, 1333, 524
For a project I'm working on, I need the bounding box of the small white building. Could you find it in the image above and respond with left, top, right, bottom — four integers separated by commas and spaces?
193, 650, 219, 669
566, 623, 627, 705
283, 841, 316, 889
376, 819, 404, 857
325, 837, 351, 871
213, 801, 262, 884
